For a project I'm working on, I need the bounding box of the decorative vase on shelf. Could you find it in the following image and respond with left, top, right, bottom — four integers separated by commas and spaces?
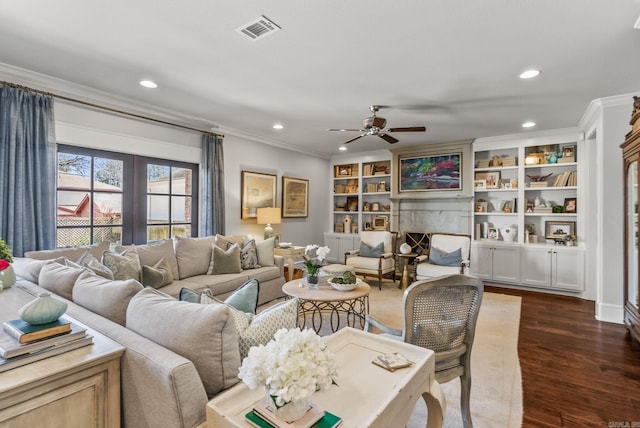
0, 263, 16, 288
500, 225, 517, 243
18, 292, 67, 325
399, 242, 412, 255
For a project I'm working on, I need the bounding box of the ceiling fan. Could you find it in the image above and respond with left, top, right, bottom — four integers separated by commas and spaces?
328, 105, 426, 145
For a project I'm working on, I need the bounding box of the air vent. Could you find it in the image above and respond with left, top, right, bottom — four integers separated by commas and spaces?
237, 15, 281, 40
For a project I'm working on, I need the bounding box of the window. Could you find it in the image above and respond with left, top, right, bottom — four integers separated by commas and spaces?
56, 145, 198, 247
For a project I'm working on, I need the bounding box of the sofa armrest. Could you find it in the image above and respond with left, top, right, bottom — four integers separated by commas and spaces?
415, 255, 429, 263
274, 255, 285, 277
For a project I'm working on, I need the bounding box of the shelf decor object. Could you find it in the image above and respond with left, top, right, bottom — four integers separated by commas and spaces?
18, 292, 68, 325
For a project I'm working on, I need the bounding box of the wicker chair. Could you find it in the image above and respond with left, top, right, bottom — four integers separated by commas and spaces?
365, 274, 484, 428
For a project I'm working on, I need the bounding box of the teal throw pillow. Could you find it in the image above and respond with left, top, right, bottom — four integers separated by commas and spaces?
223, 279, 260, 314
429, 246, 462, 267
359, 241, 384, 258
179, 278, 260, 314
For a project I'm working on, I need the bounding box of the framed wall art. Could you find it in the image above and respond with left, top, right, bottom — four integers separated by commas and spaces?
399, 152, 462, 192
281, 176, 309, 218
475, 171, 500, 189
241, 171, 277, 220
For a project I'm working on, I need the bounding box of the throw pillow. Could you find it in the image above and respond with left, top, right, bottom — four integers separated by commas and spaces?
38, 262, 86, 300
215, 234, 246, 250
73, 271, 143, 326
238, 239, 261, 270
178, 286, 208, 303
207, 244, 242, 275
116, 239, 179, 280
24, 241, 110, 261
429, 246, 462, 267
228, 299, 298, 360
102, 246, 142, 281
359, 241, 384, 258
141, 257, 174, 288
126, 287, 241, 397
174, 235, 216, 279
76, 250, 114, 280
255, 237, 276, 266
200, 279, 260, 314
12, 257, 65, 284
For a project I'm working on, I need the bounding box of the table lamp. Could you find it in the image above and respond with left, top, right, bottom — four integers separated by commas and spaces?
257, 207, 281, 239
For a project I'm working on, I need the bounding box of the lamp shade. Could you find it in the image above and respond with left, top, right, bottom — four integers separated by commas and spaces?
256, 207, 281, 225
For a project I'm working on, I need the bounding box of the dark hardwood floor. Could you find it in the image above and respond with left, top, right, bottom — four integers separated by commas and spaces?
485, 286, 640, 427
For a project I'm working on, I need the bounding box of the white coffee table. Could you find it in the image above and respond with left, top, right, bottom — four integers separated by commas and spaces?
206, 327, 444, 428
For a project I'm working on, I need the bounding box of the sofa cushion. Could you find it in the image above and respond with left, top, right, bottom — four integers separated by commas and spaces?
168, 273, 250, 298
126, 287, 241, 397
208, 244, 242, 275
142, 257, 174, 288
103, 246, 141, 281
174, 235, 216, 279
73, 271, 144, 326
429, 246, 462, 267
24, 241, 110, 261
38, 262, 85, 300
115, 239, 179, 281
12, 257, 65, 283
255, 237, 276, 267
76, 251, 114, 280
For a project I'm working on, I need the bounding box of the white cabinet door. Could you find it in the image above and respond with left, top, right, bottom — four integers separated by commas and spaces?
521, 246, 552, 287
470, 243, 494, 280
324, 233, 359, 263
492, 245, 521, 283
552, 248, 584, 291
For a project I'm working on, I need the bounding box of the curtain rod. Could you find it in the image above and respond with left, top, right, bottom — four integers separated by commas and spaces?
0, 80, 223, 138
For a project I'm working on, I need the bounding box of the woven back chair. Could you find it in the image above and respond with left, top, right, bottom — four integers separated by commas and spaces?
365, 274, 483, 428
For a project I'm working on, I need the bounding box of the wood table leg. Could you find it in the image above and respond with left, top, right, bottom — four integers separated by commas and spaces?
423, 379, 446, 428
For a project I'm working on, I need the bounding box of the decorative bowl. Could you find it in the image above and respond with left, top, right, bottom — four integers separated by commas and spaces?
328, 278, 358, 291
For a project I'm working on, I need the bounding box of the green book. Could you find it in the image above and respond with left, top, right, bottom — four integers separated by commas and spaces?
3, 317, 71, 344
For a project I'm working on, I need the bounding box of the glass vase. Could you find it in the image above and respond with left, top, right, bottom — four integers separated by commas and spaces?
304, 272, 319, 289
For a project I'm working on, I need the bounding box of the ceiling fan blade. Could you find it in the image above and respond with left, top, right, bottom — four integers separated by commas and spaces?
387, 126, 427, 133
328, 128, 364, 132
379, 133, 399, 144
343, 135, 365, 144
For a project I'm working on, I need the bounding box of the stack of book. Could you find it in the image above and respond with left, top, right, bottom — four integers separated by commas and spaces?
501, 157, 517, 167
245, 399, 342, 428
552, 171, 577, 187
475, 159, 490, 168
0, 315, 93, 372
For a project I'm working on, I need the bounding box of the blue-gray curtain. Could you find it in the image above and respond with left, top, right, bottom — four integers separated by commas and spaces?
201, 133, 225, 236
0, 85, 56, 256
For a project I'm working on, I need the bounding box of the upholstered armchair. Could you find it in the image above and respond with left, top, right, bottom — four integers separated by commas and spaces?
365, 274, 484, 428
415, 233, 471, 280
344, 231, 397, 289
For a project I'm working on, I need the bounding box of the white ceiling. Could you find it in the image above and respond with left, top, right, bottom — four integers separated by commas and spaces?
1, 1, 639, 157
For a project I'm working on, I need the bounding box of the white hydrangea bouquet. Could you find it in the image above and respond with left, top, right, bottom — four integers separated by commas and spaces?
238, 327, 338, 413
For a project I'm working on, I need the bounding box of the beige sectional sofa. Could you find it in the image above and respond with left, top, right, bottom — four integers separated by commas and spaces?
12, 235, 289, 427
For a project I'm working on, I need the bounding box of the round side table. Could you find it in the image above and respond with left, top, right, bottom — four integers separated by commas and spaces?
282, 279, 370, 334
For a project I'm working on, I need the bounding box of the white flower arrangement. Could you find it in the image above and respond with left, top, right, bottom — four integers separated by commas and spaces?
238, 328, 338, 407
304, 245, 331, 276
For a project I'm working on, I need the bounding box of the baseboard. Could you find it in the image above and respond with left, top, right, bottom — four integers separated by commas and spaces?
595, 302, 624, 324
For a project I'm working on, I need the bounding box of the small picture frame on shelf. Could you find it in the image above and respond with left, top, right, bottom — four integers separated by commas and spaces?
474, 179, 487, 190
372, 216, 388, 231
498, 178, 511, 189
563, 197, 577, 213
487, 227, 498, 240
545, 221, 575, 239
336, 165, 352, 177
475, 200, 488, 213
475, 171, 500, 189
371, 202, 380, 211
346, 196, 358, 212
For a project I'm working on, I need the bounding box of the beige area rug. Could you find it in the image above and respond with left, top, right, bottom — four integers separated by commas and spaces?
366, 284, 523, 428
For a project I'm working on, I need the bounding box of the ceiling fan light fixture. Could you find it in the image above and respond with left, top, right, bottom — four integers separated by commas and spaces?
272, 123, 284, 130
139, 80, 158, 89
519, 69, 541, 79
522, 121, 536, 128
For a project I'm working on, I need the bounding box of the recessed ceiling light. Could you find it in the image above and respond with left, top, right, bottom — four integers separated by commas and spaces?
139, 80, 158, 89
522, 121, 536, 128
272, 123, 284, 130
339, 146, 347, 151
519, 69, 541, 79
